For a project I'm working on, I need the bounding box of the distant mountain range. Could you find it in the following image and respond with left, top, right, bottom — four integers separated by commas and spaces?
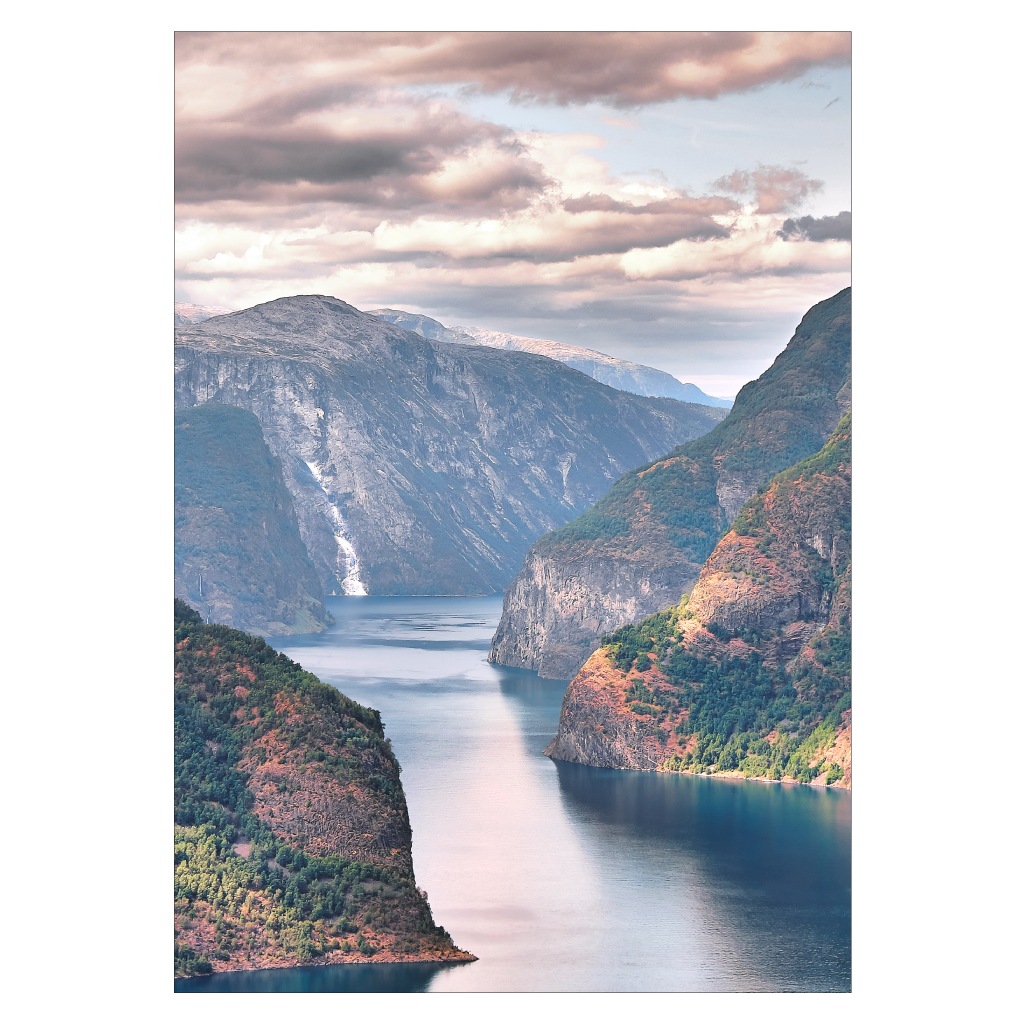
174, 295, 727, 609
175, 301, 731, 407
367, 309, 732, 407
175, 302, 235, 327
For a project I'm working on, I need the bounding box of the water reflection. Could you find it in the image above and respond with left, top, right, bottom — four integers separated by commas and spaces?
250, 595, 851, 992
174, 961, 461, 993
553, 763, 851, 991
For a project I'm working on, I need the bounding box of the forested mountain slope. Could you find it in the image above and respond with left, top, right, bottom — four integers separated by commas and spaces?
489, 288, 851, 680
175, 404, 328, 636
174, 295, 726, 597
174, 600, 474, 977
545, 415, 852, 788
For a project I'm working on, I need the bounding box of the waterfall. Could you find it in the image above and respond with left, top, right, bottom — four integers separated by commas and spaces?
303, 460, 367, 596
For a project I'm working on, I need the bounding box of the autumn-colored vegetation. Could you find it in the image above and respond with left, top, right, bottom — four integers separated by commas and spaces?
174, 599, 472, 977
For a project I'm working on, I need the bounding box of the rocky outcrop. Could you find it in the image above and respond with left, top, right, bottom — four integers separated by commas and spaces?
368, 308, 731, 407
545, 416, 853, 789
174, 403, 328, 635
490, 287, 851, 679
175, 294, 727, 597
689, 416, 851, 636
544, 650, 685, 768
487, 522, 711, 681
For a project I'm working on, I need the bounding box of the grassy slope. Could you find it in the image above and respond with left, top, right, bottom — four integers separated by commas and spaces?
174, 599, 471, 977
534, 287, 851, 568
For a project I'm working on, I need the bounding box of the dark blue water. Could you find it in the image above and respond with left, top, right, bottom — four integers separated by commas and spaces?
176, 595, 850, 993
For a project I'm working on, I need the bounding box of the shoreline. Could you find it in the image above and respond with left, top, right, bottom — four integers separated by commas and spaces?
175, 948, 478, 981
548, 751, 851, 791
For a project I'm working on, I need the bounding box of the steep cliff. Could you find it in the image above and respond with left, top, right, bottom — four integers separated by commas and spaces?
175, 294, 727, 597
490, 287, 851, 679
368, 308, 731, 407
174, 404, 328, 636
174, 599, 474, 977
545, 416, 852, 789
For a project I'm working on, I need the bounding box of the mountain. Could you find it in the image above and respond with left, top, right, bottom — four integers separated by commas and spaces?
367, 308, 731, 407
545, 415, 852, 789
175, 301, 235, 327
174, 294, 728, 597
174, 403, 329, 636
174, 599, 474, 977
489, 287, 851, 680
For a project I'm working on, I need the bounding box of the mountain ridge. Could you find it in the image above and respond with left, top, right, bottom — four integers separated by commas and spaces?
175, 294, 728, 598
489, 287, 851, 679
545, 414, 852, 788
367, 307, 732, 407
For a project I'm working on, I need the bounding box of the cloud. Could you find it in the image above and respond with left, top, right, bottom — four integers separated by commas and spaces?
175, 31, 851, 107
175, 94, 552, 213
777, 211, 851, 242
174, 33, 850, 386
712, 164, 824, 214
368, 192, 735, 264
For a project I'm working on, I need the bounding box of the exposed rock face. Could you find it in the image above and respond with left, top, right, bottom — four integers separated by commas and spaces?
688, 451, 851, 634
491, 287, 851, 679
175, 294, 727, 597
546, 416, 853, 789
368, 308, 731, 407
174, 403, 328, 635
544, 650, 680, 768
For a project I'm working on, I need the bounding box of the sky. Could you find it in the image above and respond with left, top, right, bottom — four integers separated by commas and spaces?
175, 32, 851, 397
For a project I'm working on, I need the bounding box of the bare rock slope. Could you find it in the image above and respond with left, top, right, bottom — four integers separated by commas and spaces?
175, 295, 727, 597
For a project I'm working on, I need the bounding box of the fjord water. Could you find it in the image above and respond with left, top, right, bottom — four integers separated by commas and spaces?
183, 595, 850, 993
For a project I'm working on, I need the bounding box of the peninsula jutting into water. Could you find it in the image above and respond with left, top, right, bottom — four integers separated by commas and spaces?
177, 596, 850, 992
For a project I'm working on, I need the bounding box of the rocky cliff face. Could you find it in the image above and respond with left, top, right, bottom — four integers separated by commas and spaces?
175, 295, 727, 597
491, 287, 851, 679
368, 307, 731, 407
174, 600, 473, 976
546, 416, 852, 789
174, 403, 328, 636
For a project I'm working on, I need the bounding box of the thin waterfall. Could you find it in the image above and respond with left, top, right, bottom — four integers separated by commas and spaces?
304, 460, 367, 596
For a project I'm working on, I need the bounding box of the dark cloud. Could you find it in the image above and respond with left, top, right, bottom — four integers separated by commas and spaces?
777, 211, 851, 242
175, 107, 551, 211
176, 31, 851, 106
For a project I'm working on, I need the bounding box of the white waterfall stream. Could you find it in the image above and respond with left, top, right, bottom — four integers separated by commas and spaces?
303, 460, 367, 596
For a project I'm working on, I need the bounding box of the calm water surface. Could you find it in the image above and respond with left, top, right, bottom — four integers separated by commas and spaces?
177, 595, 850, 993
